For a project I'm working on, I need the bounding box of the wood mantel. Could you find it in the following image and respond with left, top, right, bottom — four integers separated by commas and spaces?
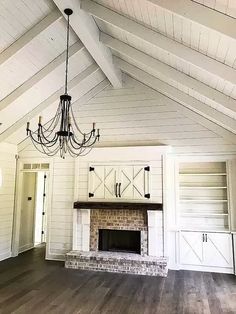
73, 201, 163, 211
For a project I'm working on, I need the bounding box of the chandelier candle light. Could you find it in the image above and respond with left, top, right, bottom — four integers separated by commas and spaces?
26, 8, 100, 158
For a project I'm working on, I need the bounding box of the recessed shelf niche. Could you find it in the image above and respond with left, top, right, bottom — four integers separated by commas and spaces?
178, 161, 229, 231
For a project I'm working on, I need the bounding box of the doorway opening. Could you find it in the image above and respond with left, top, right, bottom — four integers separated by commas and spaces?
19, 170, 48, 254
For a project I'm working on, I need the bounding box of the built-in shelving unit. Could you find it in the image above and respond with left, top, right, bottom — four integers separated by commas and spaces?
178, 161, 229, 231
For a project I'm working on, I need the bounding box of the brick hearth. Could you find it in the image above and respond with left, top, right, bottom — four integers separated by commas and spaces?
65, 251, 168, 277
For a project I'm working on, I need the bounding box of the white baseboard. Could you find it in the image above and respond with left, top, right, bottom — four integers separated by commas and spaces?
45, 252, 65, 261
179, 264, 234, 274
0, 251, 11, 261
168, 264, 180, 270
19, 244, 34, 254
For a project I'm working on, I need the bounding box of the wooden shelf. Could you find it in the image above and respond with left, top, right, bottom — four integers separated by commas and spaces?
179, 173, 227, 176
180, 199, 228, 203
180, 228, 230, 233
180, 213, 228, 217
74, 201, 163, 211
180, 186, 227, 189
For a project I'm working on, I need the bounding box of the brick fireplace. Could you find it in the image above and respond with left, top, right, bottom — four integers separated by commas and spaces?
90, 209, 148, 256
65, 202, 168, 276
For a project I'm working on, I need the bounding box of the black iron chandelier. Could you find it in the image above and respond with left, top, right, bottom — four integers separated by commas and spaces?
26, 8, 100, 158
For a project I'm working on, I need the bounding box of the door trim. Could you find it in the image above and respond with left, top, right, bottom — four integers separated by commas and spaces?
11, 158, 52, 257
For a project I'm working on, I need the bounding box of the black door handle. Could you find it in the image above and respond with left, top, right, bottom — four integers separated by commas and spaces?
115, 183, 118, 197
202, 233, 205, 242
205, 234, 208, 242
118, 183, 121, 197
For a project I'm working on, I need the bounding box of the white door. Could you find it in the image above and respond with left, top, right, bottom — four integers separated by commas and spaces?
19, 172, 37, 253
179, 231, 204, 265
204, 233, 233, 268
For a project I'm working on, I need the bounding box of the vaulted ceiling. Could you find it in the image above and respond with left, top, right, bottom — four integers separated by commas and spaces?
1, 0, 236, 151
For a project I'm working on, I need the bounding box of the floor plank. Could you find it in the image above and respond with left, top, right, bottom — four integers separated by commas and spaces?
0, 246, 236, 314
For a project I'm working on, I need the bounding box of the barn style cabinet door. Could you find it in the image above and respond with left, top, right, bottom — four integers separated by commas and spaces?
179, 231, 204, 266
179, 231, 233, 271
204, 233, 233, 268
88, 164, 150, 200
88, 165, 105, 199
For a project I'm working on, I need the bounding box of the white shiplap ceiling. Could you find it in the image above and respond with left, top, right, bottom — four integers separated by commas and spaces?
0, 0, 236, 150
193, 0, 236, 18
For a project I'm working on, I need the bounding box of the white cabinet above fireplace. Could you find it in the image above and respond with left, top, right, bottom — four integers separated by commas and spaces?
88, 163, 150, 201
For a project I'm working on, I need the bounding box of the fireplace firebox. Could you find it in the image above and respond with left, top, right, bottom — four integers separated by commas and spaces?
98, 229, 141, 254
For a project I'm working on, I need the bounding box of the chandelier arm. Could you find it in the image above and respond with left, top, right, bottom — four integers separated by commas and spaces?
41, 144, 60, 156
71, 106, 96, 137
70, 107, 87, 135
40, 142, 60, 156
41, 109, 61, 133
67, 144, 81, 157
31, 137, 60, 156
29, 129, 58, 146
82, 137, 99, 148
37, 126, 60, 147
70, 123, 95, 145
38, 127, 59, 145
27, 129, 51, 146
78, 147, 93, 157
67, 141, 90, 157
71, 133, 97, 148
68, 134, 83, 150
81, 132, 96, 145
69, 124, 84, 144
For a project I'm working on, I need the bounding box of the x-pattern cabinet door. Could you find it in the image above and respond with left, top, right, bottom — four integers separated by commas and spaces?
88, 165, 105, 199
119, 165, 150, 200
88, 164, 150, 200
104, 166, 118, 199
119, 166, 133, 199
179, 231, 233, 269
179, 231, 204, 266
203, 233, 233, 268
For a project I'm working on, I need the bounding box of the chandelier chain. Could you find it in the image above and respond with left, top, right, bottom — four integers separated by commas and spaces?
65, 13, 70, 95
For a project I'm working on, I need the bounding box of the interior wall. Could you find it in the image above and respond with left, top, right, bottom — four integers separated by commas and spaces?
0, 143, 17, 261
72, 75, 236, 154
17, 75, 236, 261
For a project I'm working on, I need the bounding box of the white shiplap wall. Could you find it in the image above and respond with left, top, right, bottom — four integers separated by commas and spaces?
74, 75, 236, 154
17, 146, 75, 260
49, 157, 74, 259
0, 143, 17, 261
17, 75, 236, 260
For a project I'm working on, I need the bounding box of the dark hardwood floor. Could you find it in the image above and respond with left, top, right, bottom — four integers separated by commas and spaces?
0, 246, 236, 314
